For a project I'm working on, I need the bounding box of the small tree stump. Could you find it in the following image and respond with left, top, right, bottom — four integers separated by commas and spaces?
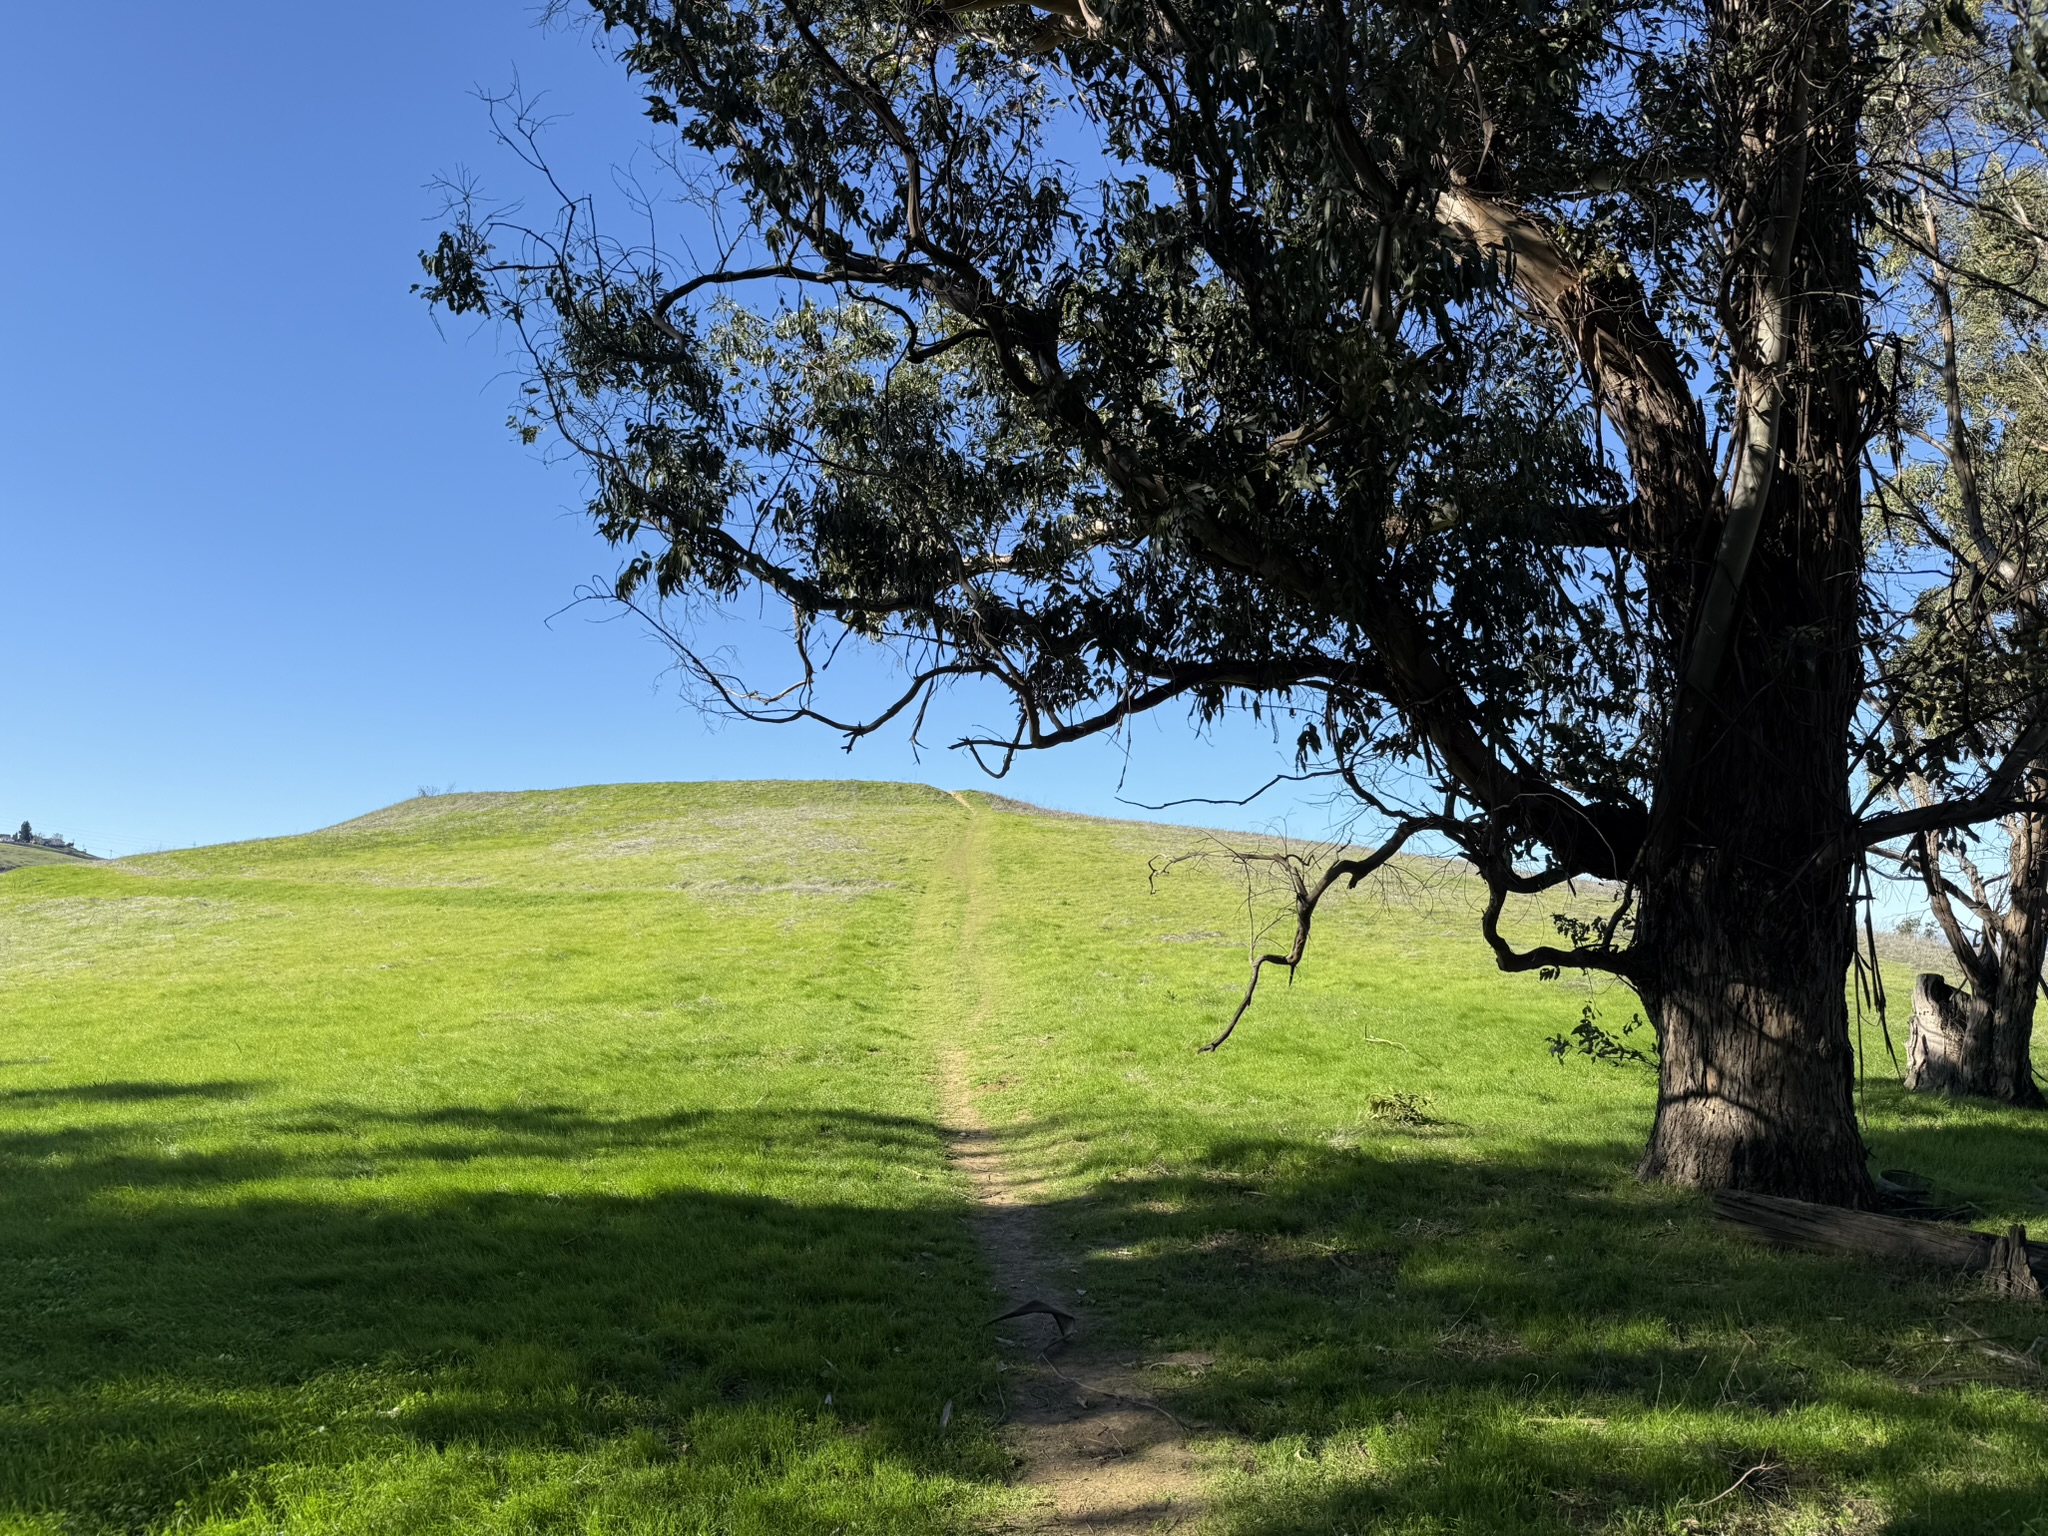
1989, 1225, 2044, 1301
1905, 974, 1989, 1094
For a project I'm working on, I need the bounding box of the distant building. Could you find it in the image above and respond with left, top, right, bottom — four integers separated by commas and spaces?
10, 822, 84, 853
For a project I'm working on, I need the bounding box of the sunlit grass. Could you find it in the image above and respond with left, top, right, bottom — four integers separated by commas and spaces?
948, 806, 2048, 1535
3, 781, 2045, 1534
0, 783, 1003, 1536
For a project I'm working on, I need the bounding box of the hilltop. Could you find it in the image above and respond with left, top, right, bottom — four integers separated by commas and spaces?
0, 780, 2040, 1534
0, 839, 98, 875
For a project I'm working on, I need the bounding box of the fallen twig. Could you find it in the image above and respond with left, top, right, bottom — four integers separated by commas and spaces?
1688, 1461, 1777, 1509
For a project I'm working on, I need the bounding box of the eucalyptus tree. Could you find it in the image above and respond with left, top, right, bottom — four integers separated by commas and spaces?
425, 0, 2048, 1203
1867, 18, 2048, 1107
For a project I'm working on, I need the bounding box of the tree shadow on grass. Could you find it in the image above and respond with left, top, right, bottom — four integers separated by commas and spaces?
6, 1097, 2046, 1535
1016, 1118, 2048, 1534
0, 1078, 263, 1105
1860, 1078, 2048, 1223
0, 1101, 1004, 1535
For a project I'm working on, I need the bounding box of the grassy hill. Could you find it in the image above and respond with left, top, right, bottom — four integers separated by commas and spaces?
0, 781, 2042, 1534
0, 841, 99, 875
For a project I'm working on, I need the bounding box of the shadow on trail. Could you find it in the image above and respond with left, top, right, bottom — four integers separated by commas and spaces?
1003, 1114, 2048, 1535
4, 1093, 2046, 1533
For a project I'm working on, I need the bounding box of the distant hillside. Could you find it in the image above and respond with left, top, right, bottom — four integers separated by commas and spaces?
0, 840, 99, 875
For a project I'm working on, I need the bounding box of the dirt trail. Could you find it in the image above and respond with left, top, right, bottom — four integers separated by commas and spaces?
933, 797, 1210, 1533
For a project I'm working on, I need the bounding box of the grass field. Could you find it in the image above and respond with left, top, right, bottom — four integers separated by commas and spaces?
1, 781, 2044, 1534
0, 842, 99, 875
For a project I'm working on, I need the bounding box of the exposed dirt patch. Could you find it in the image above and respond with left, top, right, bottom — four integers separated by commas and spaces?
941, 1050, 1210, 1534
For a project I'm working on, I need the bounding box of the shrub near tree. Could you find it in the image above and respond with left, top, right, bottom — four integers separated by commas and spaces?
426, 0, 2048, 1204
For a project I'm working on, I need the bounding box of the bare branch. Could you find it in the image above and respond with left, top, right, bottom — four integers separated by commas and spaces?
652, 262, 836, 334
1836, 712, 2048, 864
1183, 817, 1458, 1052
1477, 869, 1638, 979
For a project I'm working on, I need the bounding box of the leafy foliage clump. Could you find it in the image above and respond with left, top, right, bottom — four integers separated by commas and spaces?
1547, 1003, 1657, 1068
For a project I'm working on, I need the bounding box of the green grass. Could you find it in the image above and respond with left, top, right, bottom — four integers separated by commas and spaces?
2, 782, 2045, 1534
0, 843, 99, 874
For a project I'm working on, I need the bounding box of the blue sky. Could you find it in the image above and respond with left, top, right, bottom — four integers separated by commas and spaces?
1, 2, 1346, 857
0, 5, 1937, 939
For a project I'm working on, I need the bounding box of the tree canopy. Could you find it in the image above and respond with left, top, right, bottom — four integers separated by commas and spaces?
426, 0, 2048, 1200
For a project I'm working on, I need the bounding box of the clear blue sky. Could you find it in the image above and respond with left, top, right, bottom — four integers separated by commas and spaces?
0, 6, 1938, 936
1, 2, 1352, 857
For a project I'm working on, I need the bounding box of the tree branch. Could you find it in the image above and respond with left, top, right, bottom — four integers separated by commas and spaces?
1477, 868, 1638, 978
1835, 713, 2048, 864
1186, 816, 1461, 1052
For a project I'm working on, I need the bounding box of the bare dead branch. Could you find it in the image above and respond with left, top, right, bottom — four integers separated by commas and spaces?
1187, 815, 1459, 1052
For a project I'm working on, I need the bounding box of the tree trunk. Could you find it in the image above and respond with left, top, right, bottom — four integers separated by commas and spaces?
1904, 970, 2040, 1105
1983, 979, 2047, 1108
1626, 0, 1873, 1206
1627, 602, 1873, 1206
1634, 840, 1871, 1206
1985, 800, 2048, 1107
